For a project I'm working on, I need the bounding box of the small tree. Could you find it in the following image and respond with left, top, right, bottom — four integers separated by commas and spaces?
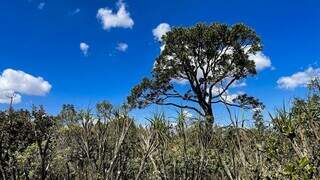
128, 23, 263, 124
32, 106, 55, 180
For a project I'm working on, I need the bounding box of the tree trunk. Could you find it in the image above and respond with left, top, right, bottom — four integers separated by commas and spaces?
204, 106, 214, 124
203, 106, 214, 147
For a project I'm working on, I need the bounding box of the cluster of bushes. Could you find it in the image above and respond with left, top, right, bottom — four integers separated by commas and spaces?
0, 81, 319, 179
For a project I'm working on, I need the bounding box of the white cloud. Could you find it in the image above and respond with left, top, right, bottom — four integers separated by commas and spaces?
70, 8, 80, 15
221, 93, 240, 104
153, 23, 171, 42
209, 86, 243, 104
116, 42, 128, 52
249, 51, 272, 71
231, 81, 247, 88
96, 0, 134, 30
38, 2, 45, 10
171, 78, 188, 85
252, 107, 263, 112
160, 44, 166, 52
243, 46, 272, 71
0, 69, 52, 104
80, 42, 89, 56
277, 67, 320, 90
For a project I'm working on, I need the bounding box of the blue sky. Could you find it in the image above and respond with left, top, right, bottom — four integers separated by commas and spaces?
0, 0, 319, 123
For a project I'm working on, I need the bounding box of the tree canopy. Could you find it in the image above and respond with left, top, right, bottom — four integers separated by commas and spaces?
128, 23, 264, 123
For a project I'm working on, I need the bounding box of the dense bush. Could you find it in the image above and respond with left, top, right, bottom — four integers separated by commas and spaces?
0, 82, 320, 179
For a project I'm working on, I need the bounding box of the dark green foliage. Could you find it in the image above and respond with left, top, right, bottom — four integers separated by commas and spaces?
128, 23, 264, 124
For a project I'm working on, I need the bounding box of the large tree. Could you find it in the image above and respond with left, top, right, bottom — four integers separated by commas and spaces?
128, 23, 264, 124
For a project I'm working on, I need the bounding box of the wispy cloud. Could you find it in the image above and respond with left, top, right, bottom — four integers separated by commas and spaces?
70, 8, 80, 16
116, 43, 128, 52
80, 42, 90, 56
38, 2, 45, 10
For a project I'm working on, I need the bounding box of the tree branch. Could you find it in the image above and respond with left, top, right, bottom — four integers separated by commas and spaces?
156, 102, 204, 116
